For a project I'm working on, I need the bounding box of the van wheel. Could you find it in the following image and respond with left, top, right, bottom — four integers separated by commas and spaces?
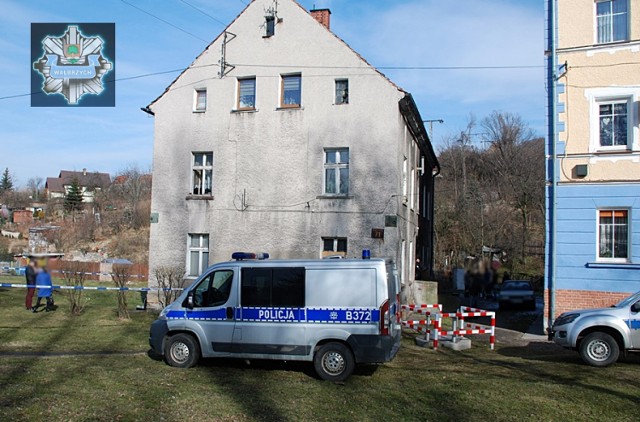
165, 333, 200, 368
314, 342, 354, 382
579, 332, 619, 367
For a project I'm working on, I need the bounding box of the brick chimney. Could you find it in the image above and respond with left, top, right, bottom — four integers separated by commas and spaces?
310, 8, 331, 30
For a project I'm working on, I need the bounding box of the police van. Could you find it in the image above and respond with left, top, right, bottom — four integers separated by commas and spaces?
149, 253, 401, 381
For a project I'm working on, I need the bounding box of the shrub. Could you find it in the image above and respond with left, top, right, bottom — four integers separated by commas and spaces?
61, 261, 89, 315
111, 264, 132, 319
154, 265, 186, 308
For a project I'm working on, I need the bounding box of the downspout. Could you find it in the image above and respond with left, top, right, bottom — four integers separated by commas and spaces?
547, 0, 558, 330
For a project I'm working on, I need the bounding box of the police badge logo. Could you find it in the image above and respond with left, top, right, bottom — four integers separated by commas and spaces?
31, 23, 115, 107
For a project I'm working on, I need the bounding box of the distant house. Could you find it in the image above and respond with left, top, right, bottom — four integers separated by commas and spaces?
12, 209, 33, 224
45, 169, 111, 203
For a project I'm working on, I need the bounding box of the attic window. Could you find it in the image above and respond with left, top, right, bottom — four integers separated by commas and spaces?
265, 15, 275, 37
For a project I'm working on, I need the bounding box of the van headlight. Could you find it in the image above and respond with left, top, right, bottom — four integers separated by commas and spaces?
158, 307, 169, 320
554, 313, 580, 326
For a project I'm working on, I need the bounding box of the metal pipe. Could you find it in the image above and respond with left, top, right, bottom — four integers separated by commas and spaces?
547, 0, 558, 329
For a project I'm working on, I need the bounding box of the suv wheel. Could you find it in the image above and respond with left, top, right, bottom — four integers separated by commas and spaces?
579, 332, 619, 367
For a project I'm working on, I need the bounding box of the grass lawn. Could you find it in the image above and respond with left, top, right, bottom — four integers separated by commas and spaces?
1, 276, 639, 421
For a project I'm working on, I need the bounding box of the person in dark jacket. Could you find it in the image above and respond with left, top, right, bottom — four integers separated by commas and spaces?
34, 267, 54, 312
25, 260, 38, 311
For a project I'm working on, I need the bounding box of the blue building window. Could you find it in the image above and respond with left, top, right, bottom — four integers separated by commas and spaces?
599, 101, 628, 147
596, 0, 629, 44
598, 210, 629, 260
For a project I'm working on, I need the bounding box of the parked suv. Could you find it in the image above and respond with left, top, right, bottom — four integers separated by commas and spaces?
550, 290, 640, 367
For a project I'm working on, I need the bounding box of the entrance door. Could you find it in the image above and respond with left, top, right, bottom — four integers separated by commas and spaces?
186, 269, 236, 355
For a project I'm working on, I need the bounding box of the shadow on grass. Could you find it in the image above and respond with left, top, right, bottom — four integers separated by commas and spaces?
468, 350, 640, 404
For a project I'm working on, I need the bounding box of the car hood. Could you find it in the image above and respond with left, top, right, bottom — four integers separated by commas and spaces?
564, 306, 626, 317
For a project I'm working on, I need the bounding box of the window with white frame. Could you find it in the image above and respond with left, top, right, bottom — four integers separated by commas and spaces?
402, 157, 408, 203
335, 79, 349, 104
322, 237, 347, 257
598, 209, 629, 260
237, 77, 256, 110
324, 148, 349, 195
188, 233, 209, 276
194, 89, 207, 111
596, 0, 629, 44
191, 152, 213, 195
599, 100, 629, 147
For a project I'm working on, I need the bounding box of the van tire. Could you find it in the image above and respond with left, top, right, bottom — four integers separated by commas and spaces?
579, 332, 619, 367
164, 333, 200, 368
314, 342, 355, 381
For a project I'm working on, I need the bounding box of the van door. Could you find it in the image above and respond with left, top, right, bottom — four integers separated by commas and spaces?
234, 267, 308, 357
186, 269, 236, 355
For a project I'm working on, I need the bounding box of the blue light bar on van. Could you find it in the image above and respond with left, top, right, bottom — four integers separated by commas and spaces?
231, 252, 270, 261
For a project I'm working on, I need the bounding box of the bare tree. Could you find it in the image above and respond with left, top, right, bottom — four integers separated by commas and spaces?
26, 177, 44, 201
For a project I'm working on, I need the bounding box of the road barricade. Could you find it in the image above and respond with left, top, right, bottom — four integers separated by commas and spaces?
400, 304, 496, 351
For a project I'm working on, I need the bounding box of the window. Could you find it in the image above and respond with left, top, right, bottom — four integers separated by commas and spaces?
281, 74, 301, 108
598, 210, 629, 260
194, 89, 207, 111
192, 270, 233, 307
335, 79, 348, 104
237, 78, 256, 110
324, 148, 349, 195
241, 267, 305, 307
402, 157, 408, 201
191, 152, 213, 195
188, 233, 209, 277
596, 0, 628, 43
599, 100, 628, 147
265, 15, 275, 37
322, 237, 347, 257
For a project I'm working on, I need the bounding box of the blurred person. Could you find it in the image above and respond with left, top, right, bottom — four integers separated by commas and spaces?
25, 260, 38, 311
34, 267, 54, 312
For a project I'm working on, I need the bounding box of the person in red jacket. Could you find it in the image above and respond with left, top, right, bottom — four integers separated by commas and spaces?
25, 260, 38, 311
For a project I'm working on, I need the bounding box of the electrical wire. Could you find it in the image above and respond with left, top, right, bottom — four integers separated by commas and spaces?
120, 0, 210, 43
178, 0, 229, 27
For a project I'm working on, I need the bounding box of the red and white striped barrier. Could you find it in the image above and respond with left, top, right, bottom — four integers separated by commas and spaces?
399, 304, 496, 351
401, 303, 442, 312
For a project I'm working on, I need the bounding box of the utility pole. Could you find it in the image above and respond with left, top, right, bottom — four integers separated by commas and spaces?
423, 119, 444, 139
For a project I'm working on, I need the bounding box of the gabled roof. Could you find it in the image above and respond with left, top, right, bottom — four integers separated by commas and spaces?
147, 0, 405, 109
45, 170, 111, 193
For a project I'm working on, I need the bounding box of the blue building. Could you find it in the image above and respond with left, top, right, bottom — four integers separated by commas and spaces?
546, 0, 640, 325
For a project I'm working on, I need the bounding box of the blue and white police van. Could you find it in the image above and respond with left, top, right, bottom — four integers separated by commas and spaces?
149, 253, 401, 381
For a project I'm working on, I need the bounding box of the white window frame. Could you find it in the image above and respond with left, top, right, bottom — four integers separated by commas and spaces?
586, 87, 639, 153
321, 237, 347, 258
191, 152, 213, 196
323, 148, 349, 195
187, 233, 209, 277
194, 88, 207, 112
402, 157, 408, 204
596, 209, 630, 262
594, 0, 629, 44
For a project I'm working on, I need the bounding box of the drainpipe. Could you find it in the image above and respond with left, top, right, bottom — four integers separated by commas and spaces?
547, 0, 558, 330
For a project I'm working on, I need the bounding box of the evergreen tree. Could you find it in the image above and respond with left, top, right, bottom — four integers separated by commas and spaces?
64, 178, 84, 212
0, 168, 13, 194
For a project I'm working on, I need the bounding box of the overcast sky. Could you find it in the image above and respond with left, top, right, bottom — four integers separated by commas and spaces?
0, 0, 545, 186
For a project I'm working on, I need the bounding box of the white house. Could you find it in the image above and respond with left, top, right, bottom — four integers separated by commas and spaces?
145, 0, 439, 301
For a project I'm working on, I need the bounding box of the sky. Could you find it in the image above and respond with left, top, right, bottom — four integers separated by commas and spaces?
0, 0, 545, 187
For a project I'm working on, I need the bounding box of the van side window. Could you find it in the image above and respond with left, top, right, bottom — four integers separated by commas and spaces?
193, 270, 234, 307
241, 267, 305, 307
